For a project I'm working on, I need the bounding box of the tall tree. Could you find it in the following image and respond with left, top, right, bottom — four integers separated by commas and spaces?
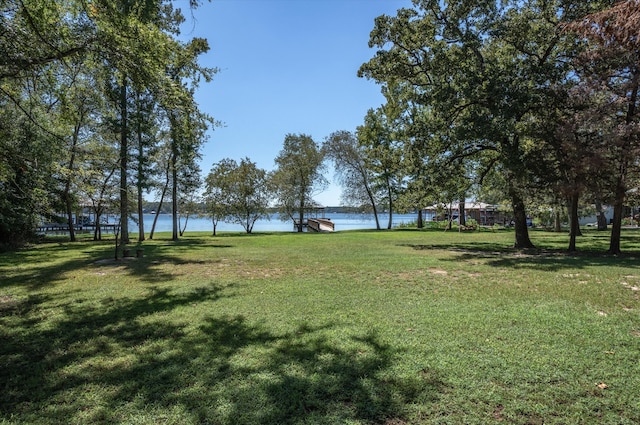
0, 0, 214, 248
57, 62, 103, 242
359, 0, 606, 248
205, 158, 270, 234
358, 97, 407, 230
564, 0, 640, 254
204, 158, 236, 236
271, 134, 327, 232
324, 130, 382, 229
131, 89, 160, 242
163, 37, 214, 241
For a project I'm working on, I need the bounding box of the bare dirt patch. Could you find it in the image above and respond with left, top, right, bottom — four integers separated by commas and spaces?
0, 295, 19, 312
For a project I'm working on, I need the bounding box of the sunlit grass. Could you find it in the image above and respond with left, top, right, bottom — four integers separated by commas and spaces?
1, 228, 639, 424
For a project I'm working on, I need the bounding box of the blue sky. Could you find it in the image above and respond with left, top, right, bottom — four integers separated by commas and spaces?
180, 0, 411, 206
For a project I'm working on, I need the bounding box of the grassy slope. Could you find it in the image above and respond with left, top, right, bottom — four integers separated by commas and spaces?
1, 229, 639, 424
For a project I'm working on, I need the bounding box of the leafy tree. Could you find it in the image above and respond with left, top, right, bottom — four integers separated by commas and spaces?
359, 0, 606, 248
131, 88, 160, 242
204, 158, 271, 234
271, 134, 327, 232
563, 0, 640, 254
0, 101, 59, 248
0, 0, 213, 248
358, 98, 407, 230
55, 60, 105, 242
79, 139, 119, 241
149, 138, 172, 240
228, 158, 270, 234
204, 158, 236, 236
324, 130, 382, 229
163, 37, 214, 241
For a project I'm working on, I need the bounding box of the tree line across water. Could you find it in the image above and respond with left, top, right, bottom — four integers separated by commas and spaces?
1, 1, 639, 255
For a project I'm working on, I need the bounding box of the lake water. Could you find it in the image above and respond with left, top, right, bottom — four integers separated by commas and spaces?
129, 212, 427, 234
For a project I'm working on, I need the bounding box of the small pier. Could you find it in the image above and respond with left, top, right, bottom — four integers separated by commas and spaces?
291, 207, 334, 232
307, 218, 334, 232
292, 218, 335, 232
37, 223, 118, 234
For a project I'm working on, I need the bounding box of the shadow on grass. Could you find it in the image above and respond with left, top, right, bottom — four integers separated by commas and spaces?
1, 287, 444, 424
0, 237, 237, 288
401, 243, 640, 271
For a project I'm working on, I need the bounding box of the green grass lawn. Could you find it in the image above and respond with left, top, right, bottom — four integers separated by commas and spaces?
1, 228, 639, 424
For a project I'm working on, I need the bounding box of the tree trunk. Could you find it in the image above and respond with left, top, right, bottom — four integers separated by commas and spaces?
595, 198, 608, 230
608, 179, 625, 255
65, 192, 76, 243
297, 197, 304, 233
554, 208, 562, 232
179, 212, 190, 236
64, 121, 81, 242
458, 200, 466, 227
386, 176, 393, 230
119, 78, 130, 246
509, 187, 535, 249
172, 162, 179, 241
361, 171, 380, 230
136, 96, 145, 242
568, 192, 580, 252
417, 209, 423, 228
372, 202, 381, 230
93, 209, 100, 241
171, 125, 179, 241
609, 68, 640, 254
150, 164, 170, 240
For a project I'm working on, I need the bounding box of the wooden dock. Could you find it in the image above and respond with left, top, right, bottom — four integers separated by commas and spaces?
307, 218, 334, 232
292, 218, 335, 232
37, 223, 118, 233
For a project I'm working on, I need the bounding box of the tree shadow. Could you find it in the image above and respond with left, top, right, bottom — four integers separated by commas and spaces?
401, 243, 640, 271
1, 288, 445, 424
0, 281, 234, 423
0, 237, 238, 289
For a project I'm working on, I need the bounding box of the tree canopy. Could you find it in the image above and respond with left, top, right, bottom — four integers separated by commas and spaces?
271, 134, 327, 232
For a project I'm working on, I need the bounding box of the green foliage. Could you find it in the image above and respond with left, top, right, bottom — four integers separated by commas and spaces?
324, 130, 381, 210
271, 134, 327, 231
358, 0, 614, 249
0, 0, 214, 247
204, 158, 270, 234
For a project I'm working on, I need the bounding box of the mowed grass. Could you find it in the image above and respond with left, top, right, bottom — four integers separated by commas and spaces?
1, 228, 639, 424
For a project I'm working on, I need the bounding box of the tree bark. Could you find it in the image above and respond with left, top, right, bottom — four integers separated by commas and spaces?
297, 193, 304, 233
386, 179, 393, 230
458, 200, 466, 227
64, 120, 82, 242
171, 153, 179, 241
150, 163, 170, 240
509, 186, 535, 249
136, 94, 145, 242
608, 179, 625, 255
595, 199, 608, 230
608, 68, 638, 254
119, 78, 130, 246
170, 114, 179, 241
568, 192, 580, 252
417, 209, 423, 228
554, 208, 562, 232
